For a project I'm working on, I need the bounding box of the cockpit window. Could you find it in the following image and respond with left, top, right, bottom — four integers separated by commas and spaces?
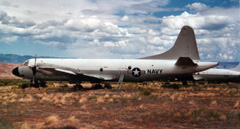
23, 60, 29, 66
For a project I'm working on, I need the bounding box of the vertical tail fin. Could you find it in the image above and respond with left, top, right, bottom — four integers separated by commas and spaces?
231, 63, 240, 71
140, 26, 200, 61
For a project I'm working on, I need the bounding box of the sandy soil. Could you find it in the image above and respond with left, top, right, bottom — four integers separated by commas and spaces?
0, 82, 239, 129
0, 63, 21, 79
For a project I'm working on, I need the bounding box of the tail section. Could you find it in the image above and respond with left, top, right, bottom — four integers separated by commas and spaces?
231, 63, 240, 71
141, 26, 200, 61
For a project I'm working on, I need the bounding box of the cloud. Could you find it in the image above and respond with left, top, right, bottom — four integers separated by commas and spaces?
160, 3, 239, 62
121, 16, 128, 21
159, 3, 239, 61
186, 3, 209, 12
65, 18, 103, 32
0, 1, 239, 61
161, 11, 233, 31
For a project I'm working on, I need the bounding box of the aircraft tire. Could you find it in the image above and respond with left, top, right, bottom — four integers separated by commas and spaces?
94, 84, 103, 89
74, 85, 83, 91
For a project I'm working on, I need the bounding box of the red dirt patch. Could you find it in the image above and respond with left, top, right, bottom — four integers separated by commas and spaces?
0, 62, 21, 79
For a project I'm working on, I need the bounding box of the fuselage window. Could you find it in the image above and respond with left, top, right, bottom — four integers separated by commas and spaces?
23, 60, 29, 66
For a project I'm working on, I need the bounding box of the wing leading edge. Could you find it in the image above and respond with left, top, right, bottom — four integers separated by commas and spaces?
37, 63, 115, 81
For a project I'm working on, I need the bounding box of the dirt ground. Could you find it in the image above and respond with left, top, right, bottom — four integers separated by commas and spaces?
0, 81, 240, 129
0, 63, 21, 79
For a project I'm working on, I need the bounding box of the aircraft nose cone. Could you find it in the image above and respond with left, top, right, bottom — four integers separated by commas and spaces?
12, 67, 20, 77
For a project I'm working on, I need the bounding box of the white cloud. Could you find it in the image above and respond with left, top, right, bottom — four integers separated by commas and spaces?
159, 5, 240, 61
186, 3, 209, 12
0, 1, 239, 61
161, 11, 233, 31
65, 18, 103, 32
121, 16, 128, 21
0, 35, 18, 43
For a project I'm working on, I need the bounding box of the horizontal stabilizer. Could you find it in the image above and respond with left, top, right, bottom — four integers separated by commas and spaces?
193, 74, 204, 80
175, 57, 197, 66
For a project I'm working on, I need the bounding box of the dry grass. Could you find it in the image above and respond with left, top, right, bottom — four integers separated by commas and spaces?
0, 81, 239, 128
79, 97, 87, 103
188, 92, 216, 97
20, 122, 32, 129
234, 101, 239, 109
66, 116, 79, 127
44, 115, 60, 126
97, 96, 104, 103
169, 92, 186, 101
19, 94, 36, 102
210, 100, 218, 107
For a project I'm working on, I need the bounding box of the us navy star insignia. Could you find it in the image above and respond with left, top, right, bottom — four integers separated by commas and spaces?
132, 67, 141, 77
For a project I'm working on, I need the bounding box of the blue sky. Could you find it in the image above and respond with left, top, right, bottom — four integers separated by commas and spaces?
0, 0, 239, 61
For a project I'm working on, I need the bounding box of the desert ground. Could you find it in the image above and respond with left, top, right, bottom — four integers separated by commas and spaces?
0, 63, 21, 79
0, 80, 239, 129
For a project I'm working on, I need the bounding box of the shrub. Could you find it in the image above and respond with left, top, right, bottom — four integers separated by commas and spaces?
162, 83, 180, 89
44, 115, 59, 126
0, 119, 12, 129
193, 85, 202, 91
0, 123, 12, 129
0, 79, 24, 86
236, 112, 240, 120
18, 83, 31, 89
141, 89, 151, 96
207, 110, 220, 120
161, 83, 169, 88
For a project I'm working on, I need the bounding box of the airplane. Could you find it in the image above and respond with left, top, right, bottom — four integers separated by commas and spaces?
12, 25, 218, 89
193, 63, 240, 82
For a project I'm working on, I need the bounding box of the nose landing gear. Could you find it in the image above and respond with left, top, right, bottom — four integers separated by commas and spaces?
31, 80, 47, 88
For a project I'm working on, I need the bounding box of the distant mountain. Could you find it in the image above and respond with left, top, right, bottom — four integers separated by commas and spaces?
0, 54, 33, 64
0, 54, 66, 64
0, 53, 239, 69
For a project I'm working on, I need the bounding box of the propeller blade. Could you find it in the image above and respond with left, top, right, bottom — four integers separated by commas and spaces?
32, 54, 37, 85
34, 54, 37, 66
32, 74, 35, 84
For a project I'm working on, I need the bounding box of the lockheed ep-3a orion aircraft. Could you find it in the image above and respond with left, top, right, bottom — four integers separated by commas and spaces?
12, 26, 218, 89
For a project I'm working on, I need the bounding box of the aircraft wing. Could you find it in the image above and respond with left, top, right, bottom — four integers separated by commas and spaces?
37, 63, 114, 81
37, 67, 76, 76
83, 74, 115, 80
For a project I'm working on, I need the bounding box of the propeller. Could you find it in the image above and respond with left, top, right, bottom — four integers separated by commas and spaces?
32, 54, 37, 85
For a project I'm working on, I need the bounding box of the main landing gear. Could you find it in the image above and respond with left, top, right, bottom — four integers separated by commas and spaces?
92, 83, 103, 89
74, 84, 83, 91
182, 80, 188, 86
73, 83, 103, 91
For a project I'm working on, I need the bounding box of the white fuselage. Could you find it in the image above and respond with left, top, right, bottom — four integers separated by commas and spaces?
17, 58, 217, 83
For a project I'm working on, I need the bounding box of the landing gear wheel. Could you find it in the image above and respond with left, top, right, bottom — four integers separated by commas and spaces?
31, 80, 39, 88
104, 83, 112, 89
93, 84, 103, 89
40, 80, 47, 87
182, 80, 188, 86
74, 85, 83, 91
